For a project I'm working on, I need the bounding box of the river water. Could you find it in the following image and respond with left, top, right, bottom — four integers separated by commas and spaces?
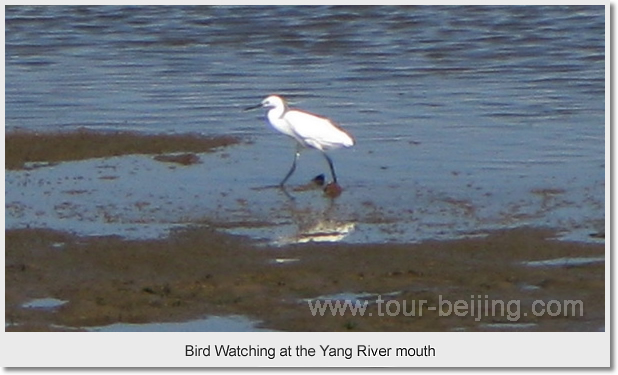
5, 6, 606, 244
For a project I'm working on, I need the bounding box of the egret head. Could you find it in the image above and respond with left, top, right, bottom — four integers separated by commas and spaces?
244, 95, 287, 112
260, 95, 286, 110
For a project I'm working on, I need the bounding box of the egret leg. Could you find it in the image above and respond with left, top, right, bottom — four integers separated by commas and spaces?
323, 153, 338, 183
280, 149, 300, 186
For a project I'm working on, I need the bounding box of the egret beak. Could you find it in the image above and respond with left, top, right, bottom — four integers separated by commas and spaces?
243, 103, 262, 111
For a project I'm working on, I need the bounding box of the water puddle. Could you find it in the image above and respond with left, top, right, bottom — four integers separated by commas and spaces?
269, 258, 300, 265
302, 291, 402, 304
480, 323, 538, 330
86, 315, 273, 332
304, 292, 375, 304
523, 257, 604, 268
518, 283, 542, 291
21, 298, 68, 310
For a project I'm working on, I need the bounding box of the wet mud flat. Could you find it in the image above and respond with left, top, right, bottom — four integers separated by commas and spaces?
6, 227, 604, 332
6, 129, 240, 170
5, 130, 604, 331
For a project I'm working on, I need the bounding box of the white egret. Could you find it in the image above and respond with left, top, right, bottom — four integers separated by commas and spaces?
245, 95, 355, 188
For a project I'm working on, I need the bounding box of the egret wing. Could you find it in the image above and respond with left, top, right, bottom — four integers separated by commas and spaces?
285, 110, 354, 151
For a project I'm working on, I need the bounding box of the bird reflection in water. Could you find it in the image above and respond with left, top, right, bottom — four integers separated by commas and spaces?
275, 181, 356, 246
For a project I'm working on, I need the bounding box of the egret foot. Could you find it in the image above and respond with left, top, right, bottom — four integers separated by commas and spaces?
324, 182, 343, 198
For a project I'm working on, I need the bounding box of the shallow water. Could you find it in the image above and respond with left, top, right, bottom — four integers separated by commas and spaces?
5, 6, 605, 243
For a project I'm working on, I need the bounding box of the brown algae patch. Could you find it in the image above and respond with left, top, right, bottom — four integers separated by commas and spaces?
6, 227, 604, 332
5, 129, 241, 170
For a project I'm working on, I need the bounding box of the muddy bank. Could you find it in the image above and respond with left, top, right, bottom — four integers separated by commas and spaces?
5, 129, 241, 170
5, 227, 604, 332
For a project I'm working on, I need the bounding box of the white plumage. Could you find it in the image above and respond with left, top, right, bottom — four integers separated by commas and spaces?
245, 95, 355, 187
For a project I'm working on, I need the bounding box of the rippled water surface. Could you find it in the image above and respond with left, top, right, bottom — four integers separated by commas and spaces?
5, 6, 605, 243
